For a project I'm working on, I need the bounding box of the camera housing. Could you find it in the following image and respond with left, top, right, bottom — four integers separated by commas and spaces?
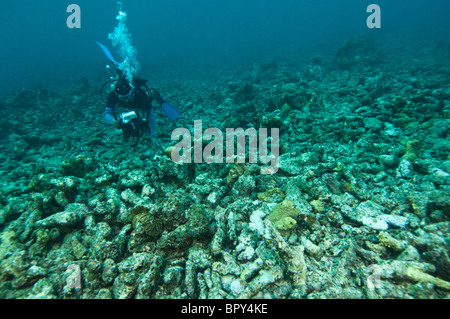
121, 111, 138, 123
119, 111, 146, 140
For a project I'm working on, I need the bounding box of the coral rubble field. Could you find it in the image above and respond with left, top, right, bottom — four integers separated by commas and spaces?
0, 34, 449, 299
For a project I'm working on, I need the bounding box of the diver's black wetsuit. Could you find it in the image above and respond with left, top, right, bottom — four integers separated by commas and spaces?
104, 85, 157, 137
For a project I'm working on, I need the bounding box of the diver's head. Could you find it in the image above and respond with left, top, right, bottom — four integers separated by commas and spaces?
115, 80, 134, 103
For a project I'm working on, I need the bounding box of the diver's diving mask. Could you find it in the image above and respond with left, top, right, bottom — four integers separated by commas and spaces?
118, 89, 134, 103
115, 80, 135, 103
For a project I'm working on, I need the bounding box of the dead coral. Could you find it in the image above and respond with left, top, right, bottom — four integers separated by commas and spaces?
130, 206, 165, 237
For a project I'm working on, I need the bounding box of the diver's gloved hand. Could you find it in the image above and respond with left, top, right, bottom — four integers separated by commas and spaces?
105, 114, 114, 124
104, 107, 115, 124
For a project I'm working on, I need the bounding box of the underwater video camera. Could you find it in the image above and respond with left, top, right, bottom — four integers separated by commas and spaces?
118, 111, 146, 140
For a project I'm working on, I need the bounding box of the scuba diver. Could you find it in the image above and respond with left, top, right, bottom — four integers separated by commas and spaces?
103, 76, 179, 144
96, 5, 179, 145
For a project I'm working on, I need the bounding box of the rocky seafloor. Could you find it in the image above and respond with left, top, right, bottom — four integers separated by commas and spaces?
0, 33, 449, 299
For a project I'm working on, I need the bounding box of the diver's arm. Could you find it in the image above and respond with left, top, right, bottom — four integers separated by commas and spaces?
148, 107, 157, 137
104, 107, 115, 124
104, 92, 117, 124
142, 89, 157, 137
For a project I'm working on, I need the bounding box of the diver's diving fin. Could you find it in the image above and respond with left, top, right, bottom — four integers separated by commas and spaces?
147, 87, 180, 121
96, 41, 119, 68
161, 102, 180, 121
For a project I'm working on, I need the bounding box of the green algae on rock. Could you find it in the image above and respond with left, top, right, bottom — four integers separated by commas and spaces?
267, 200, 300, 235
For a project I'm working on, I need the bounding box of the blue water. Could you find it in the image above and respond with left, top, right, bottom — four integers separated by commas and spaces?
0, 0, 449, 98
